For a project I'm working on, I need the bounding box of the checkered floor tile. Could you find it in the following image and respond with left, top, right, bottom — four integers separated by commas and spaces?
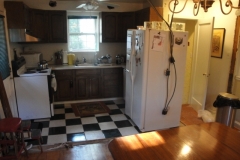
26, 100, 141, 146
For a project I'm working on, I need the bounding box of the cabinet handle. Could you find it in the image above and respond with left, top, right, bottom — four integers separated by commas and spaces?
69, 80, 73, 88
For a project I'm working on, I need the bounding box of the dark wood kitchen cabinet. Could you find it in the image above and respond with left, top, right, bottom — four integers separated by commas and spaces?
54, 70, 75, 101
4, 1, 67, 43
101, 12, 135, 42
4, 1, 30, 30
48, 11, 67, 43
102, 68, 123, 98
135, 7, 163, 27
30, 9, 67, 43
30, 9, 48, 41
75, 69, 102, 100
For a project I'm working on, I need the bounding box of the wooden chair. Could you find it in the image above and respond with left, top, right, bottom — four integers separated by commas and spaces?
0, 118, 28, 159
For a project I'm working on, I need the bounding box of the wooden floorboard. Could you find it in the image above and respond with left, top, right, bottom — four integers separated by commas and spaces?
20, 139, 114, 160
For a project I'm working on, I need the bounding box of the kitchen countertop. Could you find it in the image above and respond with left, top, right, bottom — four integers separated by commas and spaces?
49, 63, 126, 70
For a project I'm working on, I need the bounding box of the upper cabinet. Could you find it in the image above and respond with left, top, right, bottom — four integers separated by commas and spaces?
135, 7, 163, 26
30, 9, 67, 43
101, 7, 163, 43
4, 1, 30, 30
4, 1, 67, 43
101, 12, 135, 43
48, 11, 67, 43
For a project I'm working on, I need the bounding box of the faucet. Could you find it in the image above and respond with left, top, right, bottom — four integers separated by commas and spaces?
82, 57, 86, 63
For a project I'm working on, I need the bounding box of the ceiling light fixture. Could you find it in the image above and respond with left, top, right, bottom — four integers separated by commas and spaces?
168, 0, 240, 16
77, 1, 99, 10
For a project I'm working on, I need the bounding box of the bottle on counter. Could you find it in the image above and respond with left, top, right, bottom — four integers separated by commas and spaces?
67, 53, 75, 65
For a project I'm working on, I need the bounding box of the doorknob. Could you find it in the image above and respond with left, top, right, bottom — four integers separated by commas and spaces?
203, 73, 210, 77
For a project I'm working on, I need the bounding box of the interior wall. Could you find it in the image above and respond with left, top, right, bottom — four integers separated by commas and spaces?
163, 0, 238, 124
172, 19, 196, 104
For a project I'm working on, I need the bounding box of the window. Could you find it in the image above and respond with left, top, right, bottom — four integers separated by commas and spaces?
68, 15, 99, 52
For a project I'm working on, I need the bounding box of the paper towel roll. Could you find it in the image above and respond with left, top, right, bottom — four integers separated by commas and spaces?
63, 51, 68, 64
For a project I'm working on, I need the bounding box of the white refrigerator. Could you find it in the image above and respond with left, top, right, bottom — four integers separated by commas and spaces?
125, 29, 188, 132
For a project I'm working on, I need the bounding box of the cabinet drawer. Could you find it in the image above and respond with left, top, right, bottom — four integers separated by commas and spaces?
76, 69, 101, 76
54, 70, 74, 77
103, 68, 121, 75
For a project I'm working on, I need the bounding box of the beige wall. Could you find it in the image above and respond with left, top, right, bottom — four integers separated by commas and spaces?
163, 0, 239, 126
172, 18, 197, 104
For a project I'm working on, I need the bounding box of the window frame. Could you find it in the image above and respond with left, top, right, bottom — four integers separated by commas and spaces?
67, 12, 99, 52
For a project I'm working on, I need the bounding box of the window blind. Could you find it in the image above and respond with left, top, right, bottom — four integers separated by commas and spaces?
0, 15, 10, 80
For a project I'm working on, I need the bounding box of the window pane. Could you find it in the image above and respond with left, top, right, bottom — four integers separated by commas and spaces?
79, 19, 95, 33
68, 19, 95, 33
68, 35, 96, 51
68, 19, 80, 33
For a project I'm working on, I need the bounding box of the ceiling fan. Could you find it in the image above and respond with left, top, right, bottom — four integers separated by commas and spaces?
78, 0, 119, 10
56, 0, 120, 10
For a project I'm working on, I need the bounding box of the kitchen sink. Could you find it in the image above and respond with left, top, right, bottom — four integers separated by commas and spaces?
75, 63, 94, 67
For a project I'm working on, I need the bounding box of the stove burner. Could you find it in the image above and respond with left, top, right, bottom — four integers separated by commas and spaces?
24, 71, 36, 74
39, 71, 48, 73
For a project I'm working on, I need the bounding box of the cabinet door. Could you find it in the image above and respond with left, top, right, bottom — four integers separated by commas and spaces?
118, 12, 135, 42
102, 68, 123, 98
55, 78, 75, 101
30, 9, 48, 41
48, 11, 67, 43
75, 76, 89, 100
54, 70, 75, 101
102, 12, 118, 42
89, 76, 101, 99
4, 1, 28, 29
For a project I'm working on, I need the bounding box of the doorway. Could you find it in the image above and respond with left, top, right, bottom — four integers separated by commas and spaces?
172, 18, 214, 112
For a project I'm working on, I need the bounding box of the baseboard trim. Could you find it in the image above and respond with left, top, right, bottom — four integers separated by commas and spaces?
234, 121, 240, 130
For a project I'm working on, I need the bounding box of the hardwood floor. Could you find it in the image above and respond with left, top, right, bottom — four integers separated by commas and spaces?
20, 139, 114, 160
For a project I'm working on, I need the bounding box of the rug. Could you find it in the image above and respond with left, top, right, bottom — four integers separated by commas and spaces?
180, 105, 204, 126
71, 102, 110, 117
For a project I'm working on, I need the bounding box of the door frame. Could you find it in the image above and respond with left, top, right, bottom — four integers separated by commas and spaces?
171, 16, 214, 110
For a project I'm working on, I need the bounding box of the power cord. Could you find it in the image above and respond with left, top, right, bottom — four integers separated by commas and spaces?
146, 0, 178, 115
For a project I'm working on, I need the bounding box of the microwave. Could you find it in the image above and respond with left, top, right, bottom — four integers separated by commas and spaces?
21, 52, 42, 68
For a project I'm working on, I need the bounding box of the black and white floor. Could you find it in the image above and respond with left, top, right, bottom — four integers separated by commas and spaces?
27, 99, 140, 146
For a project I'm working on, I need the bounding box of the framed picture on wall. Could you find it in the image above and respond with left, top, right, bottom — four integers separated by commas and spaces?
211, 28, 225, 58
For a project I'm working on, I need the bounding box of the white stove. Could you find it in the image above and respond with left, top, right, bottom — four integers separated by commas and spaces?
12, 57, 54, 120
17, 65, 51, 77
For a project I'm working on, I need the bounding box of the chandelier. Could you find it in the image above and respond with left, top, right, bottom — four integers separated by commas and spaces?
168, 0, 240, 16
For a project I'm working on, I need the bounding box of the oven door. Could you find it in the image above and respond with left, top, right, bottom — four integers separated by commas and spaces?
14, 76, 51, 120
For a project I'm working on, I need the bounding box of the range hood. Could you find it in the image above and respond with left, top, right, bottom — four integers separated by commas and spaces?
9, 29, 41, 42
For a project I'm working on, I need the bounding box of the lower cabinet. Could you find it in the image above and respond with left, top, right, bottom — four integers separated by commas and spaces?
102, 68, 123, 98
75, 76, 102, 99
75, 69, 102, 100
54, 70, 75, 101
53, 68, 123, 102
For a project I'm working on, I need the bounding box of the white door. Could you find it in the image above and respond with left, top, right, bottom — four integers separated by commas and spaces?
190, 18, 214, 111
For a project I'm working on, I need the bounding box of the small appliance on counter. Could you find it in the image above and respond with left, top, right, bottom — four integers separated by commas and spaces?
116, 54, 124, 64
54, 50, 63, 65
